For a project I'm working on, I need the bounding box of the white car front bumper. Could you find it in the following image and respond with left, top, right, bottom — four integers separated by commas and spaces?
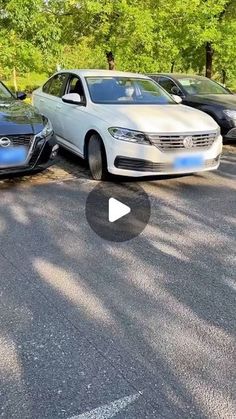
104, 135, 222, 177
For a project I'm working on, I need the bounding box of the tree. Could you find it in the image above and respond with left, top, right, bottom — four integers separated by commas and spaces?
0, 0, 236, 88
0, 0, 62, 77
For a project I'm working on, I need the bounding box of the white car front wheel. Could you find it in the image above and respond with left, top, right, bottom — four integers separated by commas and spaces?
88, 134, 108, 180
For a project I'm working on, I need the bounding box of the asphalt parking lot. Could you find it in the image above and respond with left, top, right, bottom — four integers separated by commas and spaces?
0, 144, 235, 418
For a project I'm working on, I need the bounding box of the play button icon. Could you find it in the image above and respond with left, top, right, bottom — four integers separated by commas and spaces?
109, 198, 131, 223
85, 182, 151, 242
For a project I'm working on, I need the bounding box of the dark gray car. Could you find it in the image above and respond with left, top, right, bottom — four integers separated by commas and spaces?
148, 74, 236, 141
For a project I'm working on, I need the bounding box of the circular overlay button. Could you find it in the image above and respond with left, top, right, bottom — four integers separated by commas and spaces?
85, 182, 151, 242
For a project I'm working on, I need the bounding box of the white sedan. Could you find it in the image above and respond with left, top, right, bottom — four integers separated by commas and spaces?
32, 70, 222, 180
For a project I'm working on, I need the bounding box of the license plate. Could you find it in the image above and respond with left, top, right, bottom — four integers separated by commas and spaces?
174, 154, 204, 170
0, 147, 28, 167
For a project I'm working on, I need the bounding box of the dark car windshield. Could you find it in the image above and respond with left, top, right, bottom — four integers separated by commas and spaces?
178, 77, 229, 95
0, 82, 13, 100
86, 77, 175, 104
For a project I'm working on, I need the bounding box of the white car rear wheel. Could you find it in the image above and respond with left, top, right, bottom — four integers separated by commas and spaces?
88, 134, 108, 180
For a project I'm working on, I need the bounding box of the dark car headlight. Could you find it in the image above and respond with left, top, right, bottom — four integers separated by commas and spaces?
36, 120, 53, 138
223, 109, 236, 123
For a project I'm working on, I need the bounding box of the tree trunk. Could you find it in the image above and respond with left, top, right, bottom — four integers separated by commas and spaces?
13, 67, 18, 93
205, 42, 214, 79
106, 51, 115, 70
222, 69, 226, 85
170, 61, 175, 73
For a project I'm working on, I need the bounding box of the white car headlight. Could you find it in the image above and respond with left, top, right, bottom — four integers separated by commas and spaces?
108, 127, 150, 145
36, 119, 53, 138
223, 109, 236, 121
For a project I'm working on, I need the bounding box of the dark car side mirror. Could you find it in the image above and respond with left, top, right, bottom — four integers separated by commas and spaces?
16, 91, 27, 100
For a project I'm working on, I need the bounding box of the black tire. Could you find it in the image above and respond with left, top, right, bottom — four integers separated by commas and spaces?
87, 134, 108, 180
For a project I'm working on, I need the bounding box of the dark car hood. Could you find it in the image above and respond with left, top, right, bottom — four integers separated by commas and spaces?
187, 94, 236, 108
0, 99, 44, 135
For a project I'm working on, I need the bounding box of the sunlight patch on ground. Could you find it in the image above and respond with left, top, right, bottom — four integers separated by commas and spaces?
34, 258, 116, 326
0, 216, 6, 233
224, 277, 236, 292
0, 334, 23, 380
10, 205, 30, 225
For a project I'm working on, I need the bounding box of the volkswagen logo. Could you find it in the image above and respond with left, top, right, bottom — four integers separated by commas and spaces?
0, 137, 11, 147
183, 136, 193, 148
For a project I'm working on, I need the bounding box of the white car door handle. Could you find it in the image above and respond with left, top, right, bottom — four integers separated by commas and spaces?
39, 99, 45, 103
56, 105, 62, 110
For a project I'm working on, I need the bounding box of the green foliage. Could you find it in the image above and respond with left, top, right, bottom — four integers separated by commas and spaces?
57, 38, 106, 70
0, 0, 236, 87
4, 72, 48, 93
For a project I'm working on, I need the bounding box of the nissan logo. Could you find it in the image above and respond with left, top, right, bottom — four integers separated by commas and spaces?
0, 137, 11, 147
183, 136, 194, 148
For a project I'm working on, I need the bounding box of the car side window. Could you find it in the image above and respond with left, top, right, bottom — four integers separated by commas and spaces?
66, 76, 86, 102
47, 74, 67, 97
158, 77, 179, 94
150, 75, 159, 83
42, 79, 52, 94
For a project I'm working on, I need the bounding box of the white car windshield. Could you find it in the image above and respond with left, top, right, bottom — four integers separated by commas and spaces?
179, 77, 229, 95
86, 77, 175, 104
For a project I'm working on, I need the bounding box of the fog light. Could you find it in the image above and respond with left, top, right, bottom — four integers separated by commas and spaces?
50, 144, 59, 159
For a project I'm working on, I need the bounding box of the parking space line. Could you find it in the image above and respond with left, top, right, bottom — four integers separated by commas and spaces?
68, 392, 141, 419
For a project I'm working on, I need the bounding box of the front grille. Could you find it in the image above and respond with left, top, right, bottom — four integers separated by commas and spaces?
115, 155, 220, 172
0, 135, 34, 169
0, 134, 34, 147
148, 132, 217, 151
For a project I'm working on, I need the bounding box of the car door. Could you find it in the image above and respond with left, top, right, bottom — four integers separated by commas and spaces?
35, 73, 68, 138
58, 74, 88, 157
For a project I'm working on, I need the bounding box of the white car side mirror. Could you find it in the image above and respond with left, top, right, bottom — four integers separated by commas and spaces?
172, 95, 182, 104
62, 93, 82, 104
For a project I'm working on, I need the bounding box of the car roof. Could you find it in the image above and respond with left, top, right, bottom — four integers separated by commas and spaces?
55, 69, 149, 79
148, 73, 208, 81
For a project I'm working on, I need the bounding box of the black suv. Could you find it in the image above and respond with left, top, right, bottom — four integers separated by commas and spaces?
148, 74, 236, 141
0, 81, 58, 176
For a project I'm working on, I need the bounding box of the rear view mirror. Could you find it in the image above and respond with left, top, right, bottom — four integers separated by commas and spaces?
172, 95, 182, 104
62, 93, 82, 105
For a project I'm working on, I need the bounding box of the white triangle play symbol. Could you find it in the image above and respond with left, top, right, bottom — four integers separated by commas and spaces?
108, 198, 131, 223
